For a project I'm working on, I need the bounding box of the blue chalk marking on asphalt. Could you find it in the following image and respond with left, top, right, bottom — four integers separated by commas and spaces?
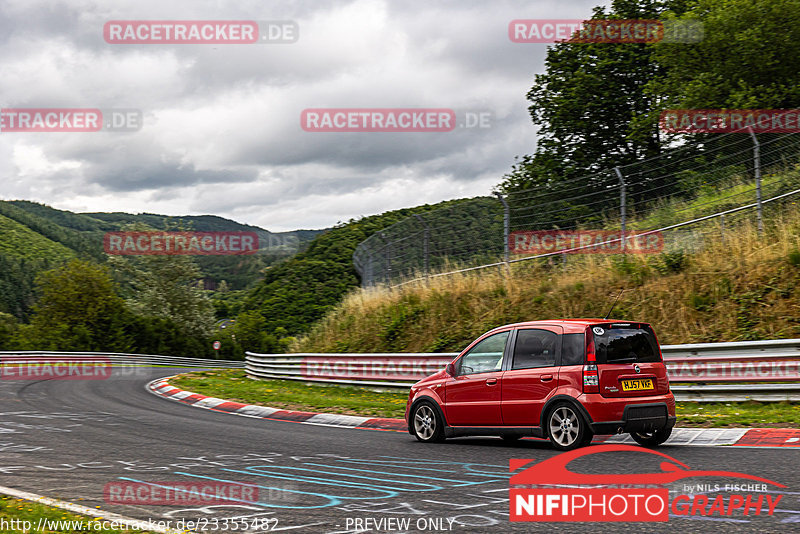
232, 464, 437, 492
342, 456, 508, 476
221, 467, 401, 497
270, 464, 445, 489
302, 462, 503, 487
114, 456, 511, 512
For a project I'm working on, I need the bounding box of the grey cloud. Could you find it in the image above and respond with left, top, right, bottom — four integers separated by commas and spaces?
0, 0, 605, 230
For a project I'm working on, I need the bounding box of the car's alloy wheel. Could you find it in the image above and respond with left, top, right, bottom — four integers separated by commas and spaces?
547, 404, 588, 450
412, 402, 444, 442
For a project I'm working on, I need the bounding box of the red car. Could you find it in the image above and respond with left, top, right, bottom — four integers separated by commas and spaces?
405, 319, 676, 450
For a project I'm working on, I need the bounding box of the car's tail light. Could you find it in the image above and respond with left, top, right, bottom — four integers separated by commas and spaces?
583, 328, 599, 393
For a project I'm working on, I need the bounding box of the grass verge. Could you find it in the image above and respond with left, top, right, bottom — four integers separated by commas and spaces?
0, 495, 149, 533
676, 401, 800, 428
170, 369, 409, 418
169, 370, 800, 428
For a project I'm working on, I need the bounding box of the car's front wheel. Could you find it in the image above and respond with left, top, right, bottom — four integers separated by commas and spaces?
411, 402, 445, 443
547, 403, 591, 451
630, 426, 672, 447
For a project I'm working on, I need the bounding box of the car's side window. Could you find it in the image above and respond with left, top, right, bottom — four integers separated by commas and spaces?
560, 332, 585, 366
457, 331, 510, 375
511, 329, 558, 370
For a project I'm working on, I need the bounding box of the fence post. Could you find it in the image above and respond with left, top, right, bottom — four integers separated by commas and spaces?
361, 251, 372, 288
614, 167, 626, 253
720, 213, 725, 243
494, 192, 510, 274
368, 254, 375, 287
379, 231, 392, 288
414, 214, 430, 285
747, 127, 763, 233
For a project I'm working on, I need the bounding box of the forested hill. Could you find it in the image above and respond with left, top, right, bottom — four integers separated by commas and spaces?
0, 200, 320, 320
239, 196, 498, 350
0, 195, 500, 355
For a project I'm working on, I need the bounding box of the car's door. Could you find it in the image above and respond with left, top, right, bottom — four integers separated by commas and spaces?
444, 330, 510, 426
501, 326, 562, 426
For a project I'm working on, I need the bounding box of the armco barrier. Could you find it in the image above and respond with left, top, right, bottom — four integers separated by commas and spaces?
0, 352, 244, 369
246, 339, 800, 402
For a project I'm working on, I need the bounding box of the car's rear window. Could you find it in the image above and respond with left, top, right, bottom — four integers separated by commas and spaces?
592, 325, 660, 364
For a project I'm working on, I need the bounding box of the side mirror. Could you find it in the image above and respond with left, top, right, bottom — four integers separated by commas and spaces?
445, 363, 455, 376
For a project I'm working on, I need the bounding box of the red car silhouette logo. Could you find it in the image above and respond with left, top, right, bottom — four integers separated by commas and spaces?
510, 444, 785, 487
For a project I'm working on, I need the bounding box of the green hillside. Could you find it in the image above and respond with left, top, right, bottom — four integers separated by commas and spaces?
296, 200, 800, 354
0, 214, 76, 319
0, 200, 322, 319
0, 213, 76, 261
239, 196, 499, 349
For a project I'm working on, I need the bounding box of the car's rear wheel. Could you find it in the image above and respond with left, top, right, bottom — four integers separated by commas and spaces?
411, 402, 445, 443
547, 403, 590, 451
630, 426, 672, 447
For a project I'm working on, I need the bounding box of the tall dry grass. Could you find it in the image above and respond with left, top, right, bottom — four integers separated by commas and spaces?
296, 204, 800, 353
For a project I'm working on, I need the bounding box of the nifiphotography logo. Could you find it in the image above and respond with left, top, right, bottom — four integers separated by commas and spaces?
510, 444, 784, 522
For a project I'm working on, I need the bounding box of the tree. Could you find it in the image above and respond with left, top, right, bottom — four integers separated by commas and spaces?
113, 254, 216, 339
19, 260, 133, 351
498, 0, 692, 194
650, 0, 800, 110
108, 222, 216, 340
0, 312, 19, 350
233, 311, 284, 354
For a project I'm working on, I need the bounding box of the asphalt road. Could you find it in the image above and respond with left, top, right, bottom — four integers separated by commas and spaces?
1, 367, 799, 533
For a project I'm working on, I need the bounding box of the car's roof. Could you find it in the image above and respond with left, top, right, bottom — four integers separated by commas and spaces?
487, 318, 650, 334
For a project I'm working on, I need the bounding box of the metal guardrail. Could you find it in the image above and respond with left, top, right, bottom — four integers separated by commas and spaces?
0, 351, 244, 368
246, 339, 800, 401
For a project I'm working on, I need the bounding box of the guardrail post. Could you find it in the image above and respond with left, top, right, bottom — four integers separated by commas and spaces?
748, 127, 763, 233
494, 192, 510, 274
414, 214, 430, 285
615, 167, 626, 253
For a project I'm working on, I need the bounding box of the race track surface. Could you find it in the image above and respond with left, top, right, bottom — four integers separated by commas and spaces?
1, 367, 799, 533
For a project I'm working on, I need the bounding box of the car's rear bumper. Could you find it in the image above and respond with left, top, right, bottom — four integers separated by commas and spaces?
579, 393, 676, 434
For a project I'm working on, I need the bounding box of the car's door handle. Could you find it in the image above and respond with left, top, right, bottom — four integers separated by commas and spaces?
486, 378, 498, 385
541, 374, 554, 382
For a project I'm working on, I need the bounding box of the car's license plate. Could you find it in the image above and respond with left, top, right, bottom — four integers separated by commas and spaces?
621, 378, 654, 391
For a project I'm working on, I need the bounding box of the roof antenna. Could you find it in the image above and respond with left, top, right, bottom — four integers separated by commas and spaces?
604, 288, 625, 320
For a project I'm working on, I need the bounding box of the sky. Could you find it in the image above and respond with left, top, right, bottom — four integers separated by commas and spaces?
0, 0, 609, 232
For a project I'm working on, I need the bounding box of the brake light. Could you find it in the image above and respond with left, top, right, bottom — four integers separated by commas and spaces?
583, 328, 599, 393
